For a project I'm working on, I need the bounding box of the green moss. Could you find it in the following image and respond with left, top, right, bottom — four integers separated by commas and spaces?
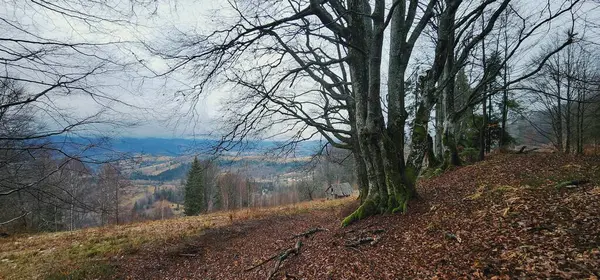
341, 199, 378, 227
423, 167, 443, 179
493, 185, 515, 193
413, 125, 427, 143
405, 167, 417, 187
391, 194, 408, 214
387, 194, 398, 212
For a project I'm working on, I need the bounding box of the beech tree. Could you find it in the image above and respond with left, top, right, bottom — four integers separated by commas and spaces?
143, 0, 589, 225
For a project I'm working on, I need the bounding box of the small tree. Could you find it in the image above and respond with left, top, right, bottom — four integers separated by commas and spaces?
184, 157, 204, 216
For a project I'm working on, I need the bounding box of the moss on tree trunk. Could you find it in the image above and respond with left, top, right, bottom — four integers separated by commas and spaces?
341, 198, 379, 227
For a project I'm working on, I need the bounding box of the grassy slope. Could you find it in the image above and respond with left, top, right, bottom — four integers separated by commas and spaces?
1, 153, 599, 279
0, 199, 352, 279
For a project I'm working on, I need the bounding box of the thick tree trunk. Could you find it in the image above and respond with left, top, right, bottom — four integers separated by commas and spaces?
342, 0, 416, 226
352, 144, 369, 202
343, 0, 452, 226
441, 18, 460, 168
426, 134, 439, 169
435, 101, 444, 158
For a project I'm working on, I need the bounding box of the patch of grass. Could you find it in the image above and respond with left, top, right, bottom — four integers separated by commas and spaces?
467, 184, 516, 200
46, 262, 116, 280
466, 185, 488, 200
422, 168, 444, 179
521, 175, 546, 188
493, 185, 516, 193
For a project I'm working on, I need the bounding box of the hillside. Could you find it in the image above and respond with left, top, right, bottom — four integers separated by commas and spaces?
1, 153, 599, 279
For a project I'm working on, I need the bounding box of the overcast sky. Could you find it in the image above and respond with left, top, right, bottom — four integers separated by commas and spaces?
2, 0, 598, 139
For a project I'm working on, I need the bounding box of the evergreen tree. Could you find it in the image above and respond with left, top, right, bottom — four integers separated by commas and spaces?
184, 157, 204, 216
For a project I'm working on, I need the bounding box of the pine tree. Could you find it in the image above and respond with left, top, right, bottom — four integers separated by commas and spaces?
184, 157, 204, 216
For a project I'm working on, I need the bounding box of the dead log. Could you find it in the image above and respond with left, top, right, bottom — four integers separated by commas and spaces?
291, 227, 328, 239
517, 146, 527, 154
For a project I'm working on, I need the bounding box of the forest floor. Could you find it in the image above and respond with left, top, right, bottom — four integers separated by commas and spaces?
1, 152, 600, 279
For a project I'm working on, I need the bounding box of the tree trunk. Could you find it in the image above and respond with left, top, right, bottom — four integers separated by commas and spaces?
486, 94, 492, 152
479, 89, 487, 161
352, 143, 369, 202
435, 101, 444, 158
441, 16, 460, 168
555, 65, 563, 152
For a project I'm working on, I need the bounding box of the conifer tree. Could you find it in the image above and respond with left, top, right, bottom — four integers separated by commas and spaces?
184, 157, 204, 216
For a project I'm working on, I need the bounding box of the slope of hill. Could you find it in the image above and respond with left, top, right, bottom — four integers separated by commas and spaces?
1, 153, 598, 279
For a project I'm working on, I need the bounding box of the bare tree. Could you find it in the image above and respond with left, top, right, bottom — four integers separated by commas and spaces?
524, 41, 600, 152
142, 0, 588, 225
0, 0, 145, 228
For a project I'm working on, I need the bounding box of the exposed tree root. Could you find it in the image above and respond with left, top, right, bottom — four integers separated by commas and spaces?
341, 199, 378, 227
390, 194, 409, 214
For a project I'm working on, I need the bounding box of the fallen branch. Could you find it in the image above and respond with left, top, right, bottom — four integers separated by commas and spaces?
555, 179, 589, 190
268, 240, 302, 280
291, 227, 328, 239
244, 240, 303, 279
179, 253, 198, 257
345, 237, 377, 247
516, 146, 539, 154
0, 212, 29, 226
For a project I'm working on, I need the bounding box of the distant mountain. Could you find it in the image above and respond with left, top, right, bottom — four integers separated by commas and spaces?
130, 162, 191, 181
48, 136, 323, 157
110, 137, 323, 157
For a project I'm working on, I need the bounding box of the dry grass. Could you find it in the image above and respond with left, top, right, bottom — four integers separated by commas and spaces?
0, 196, 355, 280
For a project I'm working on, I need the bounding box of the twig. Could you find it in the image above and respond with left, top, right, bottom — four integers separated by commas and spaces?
179, 253, 198, 257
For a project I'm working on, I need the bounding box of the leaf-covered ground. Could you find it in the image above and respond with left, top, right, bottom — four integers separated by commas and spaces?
117, 153, 600, 279
2, 153, 599, 279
